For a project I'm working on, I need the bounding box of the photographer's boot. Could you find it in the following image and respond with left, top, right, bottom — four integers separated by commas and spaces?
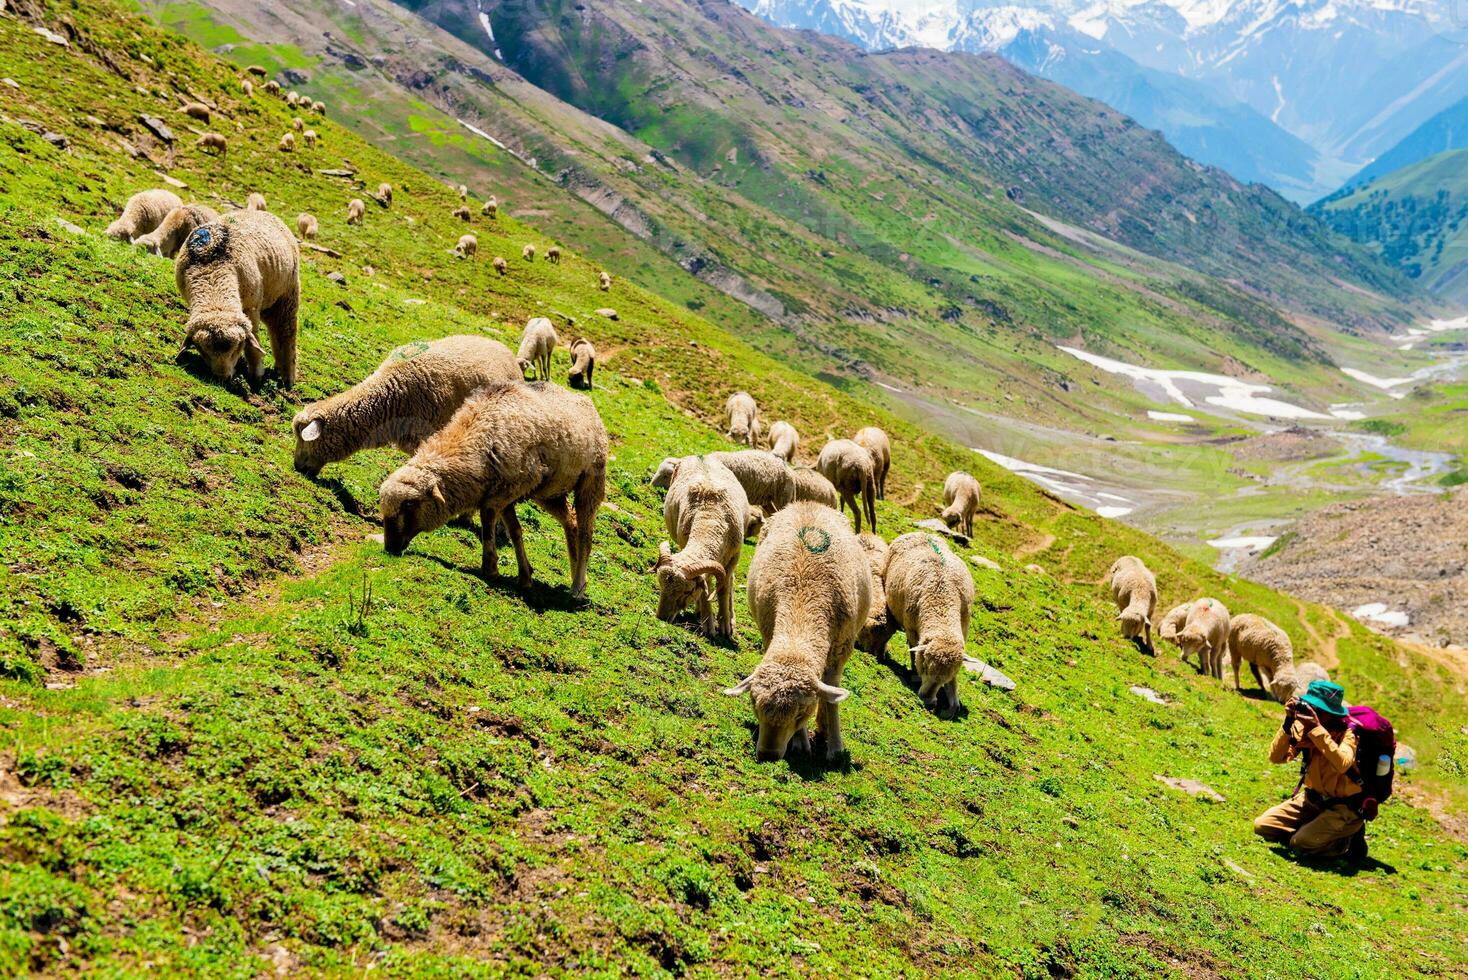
1346, 829, 1368, 862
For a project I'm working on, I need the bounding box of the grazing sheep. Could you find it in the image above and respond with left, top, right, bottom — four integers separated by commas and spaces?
708, 450, 796, 515
546, 245, 561, 264
1158, 601, 1193, 646
346, 199, 365, 226
303, 129, 318, 147
175, 210, 299, 387
1286, 661, 1330, 699
292, 116, 304, 132
246, 193, 267, 212
855, 531, 889, 655
181, 101, 211, 123
286, 90, 301, 106
278, 132, 295, 152
195, 132, 227, 156
379, 382, 608, 599
295, 212, 318, 241
1228, 613, 1296, 702
240, 79, 253, 97
105, 188, 182, 242
724, 391, 760, 447
744, 506, 766, 540
854, 427, 891, 500
817, 439, 877, 533
872, 532, 976, 715
493, 256, 507, 276
312, 100, 326, 114
656, 456, 748, 639
292, 335, 520, 478
453, 233, 477, 259
940, 471, 982, 539
767, 420, 799, 462
457, 183, 468, 200
516, 316, 558, 381
376, 182, 393, 207
522, 243, 536, 262
1106, 555, 1158, 654
598, 270, 611, 291
246, 65, 267, 77
723, 501, 871, 761
263, 80, 281, 95
649, 457, 681, 490
482, 195, 497, 218
132, 204, 219, 258
453, 205, 471, 222
790, 466, 838, 508
568, 337, 595, 390
1176, 598, 1230, 679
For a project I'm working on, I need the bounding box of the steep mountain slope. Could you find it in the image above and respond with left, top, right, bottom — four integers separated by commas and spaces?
1342, 91, 1468, 191
2, 0, 1466, 974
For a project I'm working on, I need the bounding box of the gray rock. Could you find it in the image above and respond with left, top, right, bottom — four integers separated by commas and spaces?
1154, 775, 1224, 803
962, 656, 1015, 691
913, 518, 967, 543
970, 555, 1001, 571
595, 308, 618, 320
325, 271, 346, 286
138, 114, 173, 142
41, 131, 68, 150
1129, 685, 1170, 705
54, 218, 85, 235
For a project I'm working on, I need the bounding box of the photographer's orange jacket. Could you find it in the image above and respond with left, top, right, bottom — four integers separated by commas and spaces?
1270, 721, 1362, 800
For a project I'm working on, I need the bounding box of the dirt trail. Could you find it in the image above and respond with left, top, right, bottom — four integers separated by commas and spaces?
1014, 532, 1056, 559
1291, 599, 1349, 670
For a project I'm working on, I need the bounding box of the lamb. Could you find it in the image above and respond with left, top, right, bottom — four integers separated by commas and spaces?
296, 212, 318, 241
195, 132, 227, 156
854, 531, 889, 655
765, 420, 799, 462
240, 79, 253, 97
1228, 613, 1297, 702
175, 210, 300, 387
516, 316, 558, 381
105, 188, 182, 242
940, 471, 982, 539
376, 182, 392, 207
1158, 601, 1193, 646
723, 501, 871, 761
1176, 597, 1230, 679
180, 101, 211, 123
568, 337, 595, 390
482, 195, 497, 218
708, 450, 796, 514
522, 243, 536, 262
656, 456, 749, 639
854, 426, 891, 500
346, 199, 365, 226
302, 129, 318, 147
453, 205, 471, 222
493, 256, 507, 276
817, 439, 877, 533
871, 532, 976, 716
131, 203, 219, 258
263, 80, 281, 95
546, 245, 561, 264
246, 193, 267, 211
1106, 555, 1158, 654
379, 382, 607, 599
278, 132, 295, 152
790, 466, 838, 508
453, 233, 477, 259
598, 270, 611, 291
724, 391, 760, 447
292, 116, 304, 132
292, 335, 520, 478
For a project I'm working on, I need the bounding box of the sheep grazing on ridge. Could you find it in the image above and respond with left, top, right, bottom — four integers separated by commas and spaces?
453, 205, 471, 222
457, 183, 468, 201
724, 501, 871, 762
286, 90, 301, 106
598, 270, 611, 291
240, 79, 253, 97
295, 213, 318, 241
817, 439, 878, 533
1158, 601, 1193, 647
246, 193, 267, 211
940, 471, 981, 539
1106, 555, 1158, 654
522, 243, 536, 262
246, 64, 268, 77
1228, 613, 1297, 702
379, 382, 608, 599
1176, 597, 1230, 679
312, 100, 326, 114
263, 80, 281, 96
278, 132, 295, 153
854, 426, 891, 500
174, 210, 299, 388
132, 204, 219, 258
708, 449, 796, 515
105, 188, 183, 242
493, 256, 507, 276
656, 456, 749, 639
453, 233, 477, 259
872, 532, 976, 716
346, 199, 365, 226
482, 195, 497, 218
790, 466, 838, 508
517, 316, 558, 381
724, 391, 760, 447
292, 335, 520, 478
195, 132, 227, 156
568, 337, 595, 390
180, 101, 211, 123
292, 116, 304, 132
303, 129, 318, 147
767, 420, 799, 462
855, 531, 890, 655
376, 182, 393, 207
546, 245, 561, 264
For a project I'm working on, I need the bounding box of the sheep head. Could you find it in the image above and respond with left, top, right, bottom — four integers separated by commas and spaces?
649, 457, 679, 489
1117, 608, 1151, 641
910, 636, 966, 716
1176, 625, 1209, 660
654, 543, 723, 623
182, 313, 260, 381
723, 655, 849, 762
291, 412, 334, 477
940, 503, 962, 529
379, 464, 451, 556
1270, 664, 1301, 704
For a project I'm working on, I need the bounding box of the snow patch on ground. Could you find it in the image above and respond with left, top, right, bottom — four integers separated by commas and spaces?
1147, 410, 1195, 422
1329, 405, 1366, 420
1207, 535, 1276, 551
1352, 602, 1410, 628
875, 381, 905, 393
976, 449, 1134, 518
1342, 367, 1414, 389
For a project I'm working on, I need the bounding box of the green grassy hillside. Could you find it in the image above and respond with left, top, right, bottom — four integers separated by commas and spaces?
0, 1, 1465, 975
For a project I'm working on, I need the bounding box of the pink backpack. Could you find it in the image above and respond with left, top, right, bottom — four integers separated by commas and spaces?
1347, 705, 1396, 818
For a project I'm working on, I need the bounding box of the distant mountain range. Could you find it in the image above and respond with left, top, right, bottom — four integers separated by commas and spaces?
741, 0, 1468, 202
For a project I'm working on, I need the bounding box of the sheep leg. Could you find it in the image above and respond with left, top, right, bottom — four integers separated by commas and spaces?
863, 477, 877, 533
570, 468, 603, 600
500, 506, 534, 589
261, 291, 299, 387
1249, 661, 1264, 690
718, 569, 735, 638
479, 506, 499, 577
695, 579, 714, 636
586, 359, 594, 390
1231, 653, 1242, 690
539, 495, 579, 587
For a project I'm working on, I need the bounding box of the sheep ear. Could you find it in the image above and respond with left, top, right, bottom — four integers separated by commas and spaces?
722, 675, 754, 697
816, 681, 851, 704
245, 330, 266, 357
430, 483, 446, 505
179, 331, 197, 355
300, 419, 323, 442
1144, 616, 1154, 629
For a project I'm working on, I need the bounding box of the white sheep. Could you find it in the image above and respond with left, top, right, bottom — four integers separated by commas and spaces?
522, 243, 536, 262
195, 132, 227, 156
453, 205, 472, 222
292, 335, 521, 477
568, 337, 595, 390
724, 391, 760, 447
1228, 613, 1296, 702
302, 129, 318, 147
1286, 661, 1330, 699
940, 471, 981, 539
873, 532, 976, 715
296, 212, 318, 241
707, 450, 795, 515
240, 79, 253, 97
1158, 601, 1193, 646
245, 193, 267, 212
105, 188, 182, 241
1176, 597, 1230, 679
278, 132, 295, 152
132, 204, 219, 258
346, 199, 365, 226
454, 233, 477, 259
180, 101, 211, 123
724, 501, 871, 761
817, 439, 877, 533
598, 270, 611, 291
292, 116, 304, 132
517, 317, 558, 381
379, 382, 608, 599
790, 466, 838, 508
492, 256, 508, 276
457, 183, 468, 200
656, 456, 749, 639
855, 531, 889, 655
854, 426, 891, 500
1106, 555, 1158, 654
482, 195, 497, 218
376, 183, 393, 207
767, 420, 799, 462
312, 100, 326, 114
263, 80, 281, 96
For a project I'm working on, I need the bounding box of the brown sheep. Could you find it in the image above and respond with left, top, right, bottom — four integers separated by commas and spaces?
817, 439, 877, 533
724, 391, 760, 447
263, 80, 281, 95
1106, 555, 1158, 654
379, 382, 608, 599
246, 65, 268, 77
105, 188, 182, 241
278, 132, 295, 152
872, 532, 976, 715
376, 183, 392, 207
346, 199, 365, 226
246, 193, 267, 212
1177, 598, 1230, 679
940, 471, 982, 539
546, 245, 561, 264
724, 502, 871, 761
180, 101, 211, 123
568, 337, 595, 389
195, 132, 227, 156
453, 233, 477, 259
1228, 613, 1296, 701
132, 204, 219, 258
493, 256, 508, 276
453, 206, 471, 222
854, 426, 891, 500
295, 213, 318, 241
522, 243, 536, 262
174, 210, 299, 387
656, 456, 748, 639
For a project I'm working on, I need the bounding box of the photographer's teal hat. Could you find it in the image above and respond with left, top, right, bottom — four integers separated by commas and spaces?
1301, 680, 1348, 717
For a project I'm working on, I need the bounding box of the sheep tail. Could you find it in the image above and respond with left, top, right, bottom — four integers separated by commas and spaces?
863, 475, 877, 531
